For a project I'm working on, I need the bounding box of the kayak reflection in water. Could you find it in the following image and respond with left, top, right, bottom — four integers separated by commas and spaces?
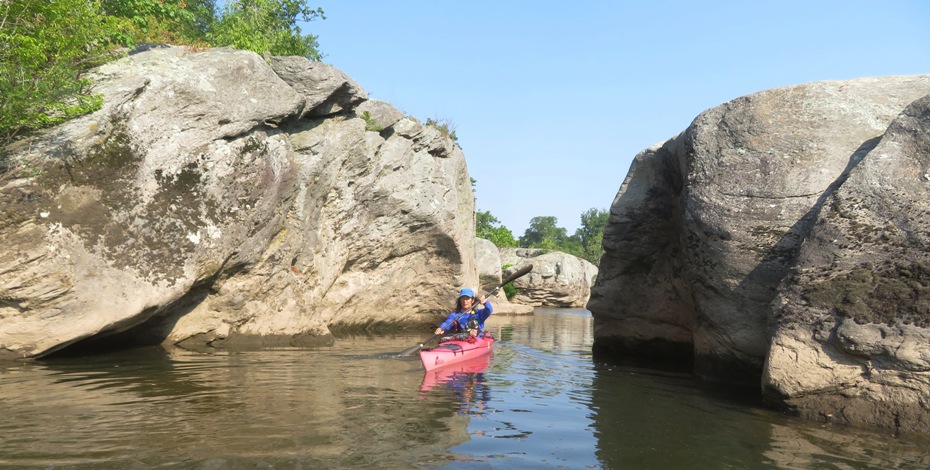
434, 288, 494, 342
421, 354, 493, 417
450, 368, 490, 416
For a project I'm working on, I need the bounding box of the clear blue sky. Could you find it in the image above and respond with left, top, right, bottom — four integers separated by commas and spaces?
307, 1, 929, 236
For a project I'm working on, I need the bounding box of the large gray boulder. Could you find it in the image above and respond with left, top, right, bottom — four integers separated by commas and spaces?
588, 75, 930, 433
475, 238, 533, 315
0, 46, 477, 358
476, 237, 503, 293
764, 94, 930, 434
270, 55, 368, 118
502, 248, 598, 308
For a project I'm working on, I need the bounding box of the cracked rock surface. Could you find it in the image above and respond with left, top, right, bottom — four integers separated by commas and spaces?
0, 47, 476, 358
588, 75, 930, 434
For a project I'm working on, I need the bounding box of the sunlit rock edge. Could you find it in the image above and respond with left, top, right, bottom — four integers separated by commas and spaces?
0, 46, 483, 359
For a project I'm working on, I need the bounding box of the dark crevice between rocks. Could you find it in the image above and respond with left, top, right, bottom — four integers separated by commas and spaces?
217, 122, 290, 145
693, 349, 764, 386
378, 123, 396, 140
303, 82, 363, 119
718, 191, 827, 200
0, 299, 27, 314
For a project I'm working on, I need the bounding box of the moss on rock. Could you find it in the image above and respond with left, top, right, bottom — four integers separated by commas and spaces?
803, 261, 930, 327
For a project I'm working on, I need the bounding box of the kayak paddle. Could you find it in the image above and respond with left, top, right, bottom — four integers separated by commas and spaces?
397, 263, 533, 357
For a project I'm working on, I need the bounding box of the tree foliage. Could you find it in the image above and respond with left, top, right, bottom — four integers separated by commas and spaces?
476, 210, 518, 248
475, 207, 607, 265
1, 0, 325, 148
575, 208, 608, 263
520, 216, 568, 251
209, 0, 324, 59
100, 0, 206, 46
517, 209, 608, 265
0, 0, 113, 145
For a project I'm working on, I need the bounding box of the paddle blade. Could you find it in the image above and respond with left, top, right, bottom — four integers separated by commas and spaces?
397, 333, 438, 356
502, 264, 533, 286
397, 343, 423, 357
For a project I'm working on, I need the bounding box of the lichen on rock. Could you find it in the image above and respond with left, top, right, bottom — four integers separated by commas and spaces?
589, 75, 930, 434
0, 46, 479, 359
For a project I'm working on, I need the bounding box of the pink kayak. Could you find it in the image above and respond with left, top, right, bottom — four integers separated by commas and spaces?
419, 335, 495, 371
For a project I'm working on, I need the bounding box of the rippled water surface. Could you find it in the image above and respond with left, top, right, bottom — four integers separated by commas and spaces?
1, 309, 928, 469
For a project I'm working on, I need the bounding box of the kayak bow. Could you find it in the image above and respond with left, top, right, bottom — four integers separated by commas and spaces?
419, 335, 494, 371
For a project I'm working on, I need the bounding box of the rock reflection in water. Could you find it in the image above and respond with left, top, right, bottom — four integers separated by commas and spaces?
1, 310, 928, 468
0, 337, 478, 468
590, 345, 930, 469
491, 307, 594, 353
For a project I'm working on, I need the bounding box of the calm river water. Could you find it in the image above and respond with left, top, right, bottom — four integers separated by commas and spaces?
1, 308, 928, 469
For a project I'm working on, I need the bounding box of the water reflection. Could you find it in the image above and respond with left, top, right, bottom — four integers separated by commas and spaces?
1, 310, 928, 468
420, 354, 492, 417
589, 345, 930, 469
0, 337, 475, 468
445, 309, 601, 467
492, 307, 595, 354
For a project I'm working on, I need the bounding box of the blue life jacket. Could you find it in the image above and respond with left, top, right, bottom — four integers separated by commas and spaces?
438, 301, 493, 333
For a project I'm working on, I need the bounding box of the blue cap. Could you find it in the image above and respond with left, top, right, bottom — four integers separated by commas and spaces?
459, 288, 475, 298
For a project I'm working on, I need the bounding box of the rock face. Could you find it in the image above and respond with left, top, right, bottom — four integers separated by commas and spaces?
764, 94, 930, 434
474, 238, 533, 315
588, 75, 930, 434
501, 248, 598, 308
0, 46, 477, 359
476, 238, 503, 293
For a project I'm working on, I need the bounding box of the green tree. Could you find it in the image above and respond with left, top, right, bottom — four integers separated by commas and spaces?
515, 210, 606, 264
186, 0, 219, 39
520, 216, 568, 251
476, 210, 499, 236
209, 0, 324, 59
476, 210, 517, 248
573, 207, 608, 264
100, 0, 205, 45
558, 234, 585, 260
0, 0, 113, 146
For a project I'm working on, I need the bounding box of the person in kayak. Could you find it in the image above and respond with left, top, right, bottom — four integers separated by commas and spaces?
434, 288, 493, 340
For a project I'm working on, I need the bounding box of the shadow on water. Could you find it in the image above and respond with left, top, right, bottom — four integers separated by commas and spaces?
589, 359, 930, 470
38, 346, 216, 397
591, 362, 773, 468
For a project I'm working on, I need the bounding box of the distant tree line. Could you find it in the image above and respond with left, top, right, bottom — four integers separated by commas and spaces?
476, 208, 608, 265
1, 0, 325, 147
